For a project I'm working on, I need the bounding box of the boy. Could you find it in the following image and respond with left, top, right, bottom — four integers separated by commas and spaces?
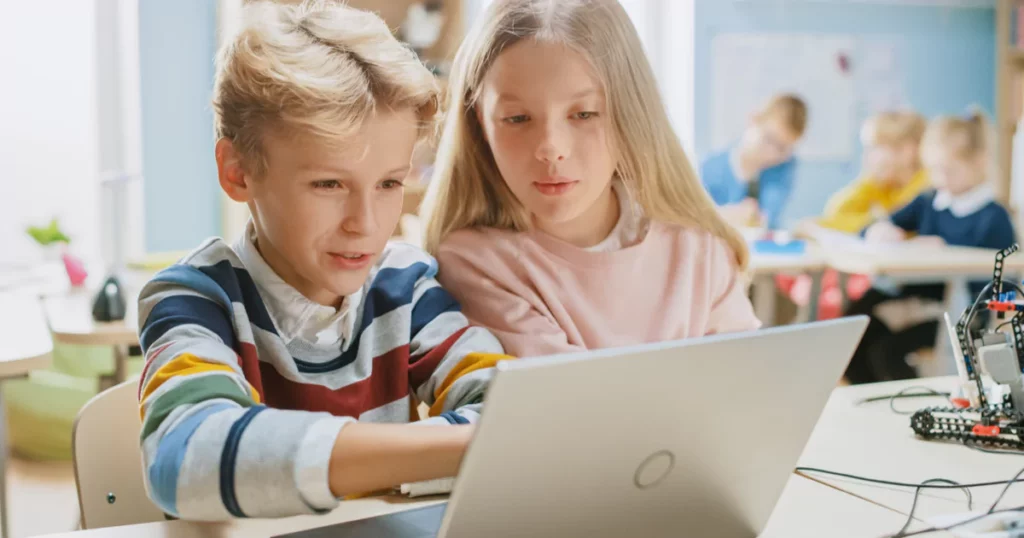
700, 94, 807, 230
136, 0, 508, 520
817, 111, 929, 233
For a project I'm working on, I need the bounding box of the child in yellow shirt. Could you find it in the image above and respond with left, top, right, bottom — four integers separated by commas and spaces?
818, 111, 929, 232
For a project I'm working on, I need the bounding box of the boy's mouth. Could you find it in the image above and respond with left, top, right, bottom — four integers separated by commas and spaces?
328, 252, 372, 270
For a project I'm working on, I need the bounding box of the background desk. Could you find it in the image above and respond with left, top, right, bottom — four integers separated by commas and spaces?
0, 291, 54, 538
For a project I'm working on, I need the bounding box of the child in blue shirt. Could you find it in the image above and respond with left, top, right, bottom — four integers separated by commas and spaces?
844, 110, 1016, 384
700, 94, 807, 230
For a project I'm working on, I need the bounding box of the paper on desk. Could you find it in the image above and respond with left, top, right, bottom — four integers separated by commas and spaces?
400, 477, 455, 498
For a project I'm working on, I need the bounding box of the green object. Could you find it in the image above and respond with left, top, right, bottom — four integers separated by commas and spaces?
5, 341, 144, 460
26, 218, 71, 246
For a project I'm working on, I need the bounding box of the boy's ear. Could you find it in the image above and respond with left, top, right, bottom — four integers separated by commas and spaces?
216, 138, 253, 203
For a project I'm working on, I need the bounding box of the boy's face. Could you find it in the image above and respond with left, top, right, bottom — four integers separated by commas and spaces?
745, 116, 800, 167
866, 141, 919, 186
475, 39, 619, 233
222, 109, 419, 306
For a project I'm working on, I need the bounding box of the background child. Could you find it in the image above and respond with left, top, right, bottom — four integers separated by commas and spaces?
844, 110, 1015, 384
137, 1, 508, 520
818, 111, 929, 233
780, 111, 929, 320
420, 0, 760, 358
700, 94, 808, 230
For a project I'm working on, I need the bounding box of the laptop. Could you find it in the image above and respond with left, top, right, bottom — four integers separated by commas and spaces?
277, 317, 868, 538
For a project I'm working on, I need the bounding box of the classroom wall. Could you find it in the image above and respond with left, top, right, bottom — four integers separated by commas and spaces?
139, 1, 221, 253
694, 1, 996, 228
0, 0, 99, 265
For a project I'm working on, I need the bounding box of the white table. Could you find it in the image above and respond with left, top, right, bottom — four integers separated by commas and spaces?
0, 292, 54, 538
799, 376, 1024, 532
35, 473, 922, 538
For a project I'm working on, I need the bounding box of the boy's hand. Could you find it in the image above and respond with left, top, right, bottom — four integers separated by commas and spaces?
328, 423, 474, 499
719, 198, 761, 227
864, 221, 906, 244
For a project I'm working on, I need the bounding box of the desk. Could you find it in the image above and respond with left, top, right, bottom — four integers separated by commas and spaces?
748, 246, 826, 327
36, 474, 918, 538
42, 282, 142, 390
799, 376, 1024, 531
824, 244, 1024, 376
0, 292, 54, 538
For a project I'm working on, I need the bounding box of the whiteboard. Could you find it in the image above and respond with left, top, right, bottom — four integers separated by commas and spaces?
711, 33, 857, 161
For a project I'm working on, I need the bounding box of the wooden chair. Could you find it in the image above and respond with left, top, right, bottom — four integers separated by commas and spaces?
71, 378, 165, 529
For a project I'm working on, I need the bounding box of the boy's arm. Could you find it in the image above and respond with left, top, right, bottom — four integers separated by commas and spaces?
405, 270, 514, 421
759, 158, 796, 230
819, 178, 876, 233
137, 267, 470, 520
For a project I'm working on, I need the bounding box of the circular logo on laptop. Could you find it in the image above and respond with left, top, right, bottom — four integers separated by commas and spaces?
634, 450, 675, 490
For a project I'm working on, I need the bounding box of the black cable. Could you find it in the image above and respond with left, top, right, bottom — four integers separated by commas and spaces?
795, 467, 1024, 490
893, 478, 972, 538
889, 387, 951, 416
989, 464, 1024, 514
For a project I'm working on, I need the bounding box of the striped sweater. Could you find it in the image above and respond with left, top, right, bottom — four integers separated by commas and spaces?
136, 236, 508, 520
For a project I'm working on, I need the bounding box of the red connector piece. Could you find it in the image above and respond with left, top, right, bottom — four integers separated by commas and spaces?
972, 424, 1001, 437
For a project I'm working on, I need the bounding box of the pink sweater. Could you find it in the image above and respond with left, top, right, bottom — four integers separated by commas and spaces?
436, 221, 761, 358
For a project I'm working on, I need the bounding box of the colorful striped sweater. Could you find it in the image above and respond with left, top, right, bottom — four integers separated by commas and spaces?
136, 236, 508, 520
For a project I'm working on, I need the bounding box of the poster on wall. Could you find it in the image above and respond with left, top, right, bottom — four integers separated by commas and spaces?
711, 33, 858, 161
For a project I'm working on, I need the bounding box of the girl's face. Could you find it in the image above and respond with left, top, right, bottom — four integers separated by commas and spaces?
927, 150, 986, 196
476, 39, 619, 240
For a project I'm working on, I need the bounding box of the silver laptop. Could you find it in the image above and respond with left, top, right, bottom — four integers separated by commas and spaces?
278, 317, 868, 538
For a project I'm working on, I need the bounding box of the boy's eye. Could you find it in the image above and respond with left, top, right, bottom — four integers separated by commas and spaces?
311, 179, 341, 189
573, 111, 598, 120
380, 179, 404, 190
503, 114, 529, 124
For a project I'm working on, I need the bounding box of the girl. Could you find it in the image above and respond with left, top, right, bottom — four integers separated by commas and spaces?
844, 110, 1015, 384
701, 94, 807, 230
420, 0, 760, 358
817, 111, 929, 233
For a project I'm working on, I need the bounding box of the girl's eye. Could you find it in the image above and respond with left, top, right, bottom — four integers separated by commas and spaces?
381, 179, 404, 190
573, 111, 599, 120
503, 115, 529, 124
312, 180, 341, 189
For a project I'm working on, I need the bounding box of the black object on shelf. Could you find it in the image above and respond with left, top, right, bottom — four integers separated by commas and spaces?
92, 275, 127, 322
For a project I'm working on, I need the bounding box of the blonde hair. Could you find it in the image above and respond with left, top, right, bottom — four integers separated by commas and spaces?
420, 0, 749, 268
213, 0, 439, 175
756, 94, 808, 137
921, 108, 992, 169
860, 111, 926, 147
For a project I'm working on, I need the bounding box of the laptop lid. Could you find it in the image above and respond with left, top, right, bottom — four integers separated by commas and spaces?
438, 317, 867, 538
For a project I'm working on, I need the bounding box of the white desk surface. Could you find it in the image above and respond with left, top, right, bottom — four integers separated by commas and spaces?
799, 376, 1024, 524
824, 244, 1024, 279
0, 291, 52, 377
42, 286, 139, 347
37, 474, 921, 538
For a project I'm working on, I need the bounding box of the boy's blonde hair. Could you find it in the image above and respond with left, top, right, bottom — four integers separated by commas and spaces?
213, 0, 439, 175
420, 0, 749, 268
921, 108, 992, 167
756, 94, 808, 137
860, 111, 926, 147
